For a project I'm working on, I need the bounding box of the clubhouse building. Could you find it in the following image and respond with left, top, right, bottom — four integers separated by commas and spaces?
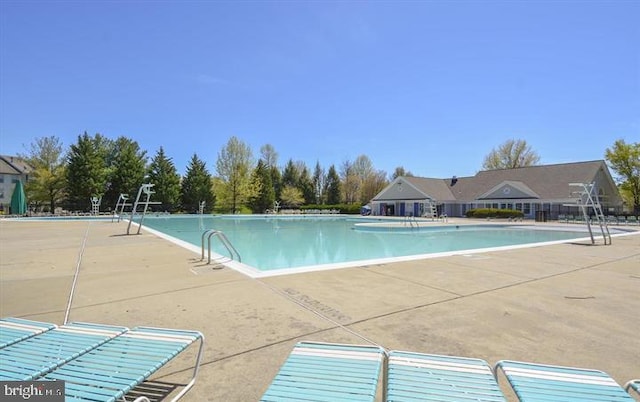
370, 160, 623, 220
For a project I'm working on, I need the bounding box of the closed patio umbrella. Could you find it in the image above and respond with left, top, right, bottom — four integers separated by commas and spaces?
10, 180, 27, 215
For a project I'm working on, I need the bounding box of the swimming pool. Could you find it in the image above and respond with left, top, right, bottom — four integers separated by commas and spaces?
135, 215, 613, 276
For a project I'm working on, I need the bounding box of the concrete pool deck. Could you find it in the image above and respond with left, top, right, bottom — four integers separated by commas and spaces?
1, 218, 638, 401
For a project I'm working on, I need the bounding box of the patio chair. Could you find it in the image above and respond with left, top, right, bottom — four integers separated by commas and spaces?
386, 351, 506, 401
625, 379, 640, 396
494, 360, 634, 401
40, 326, 204, 402
0, 321, 127, 381
0, 317, 56, 349
261, 341, 386, 402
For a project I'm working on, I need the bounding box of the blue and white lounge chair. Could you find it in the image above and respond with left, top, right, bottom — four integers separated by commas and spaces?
495, 360, 634, 401
261, 341, 386, 402
41, 326, 204, 402
0, 322, 127, 381
625, 379, 640, 397
386, 351, 506, 401
0, 317, 56, 349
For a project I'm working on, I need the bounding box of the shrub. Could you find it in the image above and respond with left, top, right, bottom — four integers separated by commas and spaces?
301, 204, 362, 214
465, 208, 524, 219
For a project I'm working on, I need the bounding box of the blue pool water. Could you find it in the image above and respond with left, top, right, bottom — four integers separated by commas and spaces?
137, 215, 597, 273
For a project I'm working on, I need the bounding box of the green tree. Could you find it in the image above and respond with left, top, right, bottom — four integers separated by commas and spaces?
104, 137, 147, 209
325, 164, 341, 205
605, 139, 640, 214
21, 135, 66, 212
391, 166, 413, 180
147, 147, 181, 212
298, 165, 315, 204
260, 143, 282, 200
65, 132, 110, 211
281, 159, 299, 187
181, 154, 214, 213
312, 161, 326, 204
482, 139, 540, 170
270, 166, 283, 201
280, 185, 304, 208
249, 159, 274, 213
215, 136, 256, 213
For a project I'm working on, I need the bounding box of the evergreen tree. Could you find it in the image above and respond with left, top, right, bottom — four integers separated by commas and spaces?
104, 137, 147, 209
298, 165, 315, 204
249, 159, 274, 213
147, 147, 181, 212
270, 165, 283, 201
281, 159, 299, 187
312, 161, 326, 204
65, 132, 110, 211
325, 164, 341, 205
260, 143, 282, 200
181, 154, 214, 213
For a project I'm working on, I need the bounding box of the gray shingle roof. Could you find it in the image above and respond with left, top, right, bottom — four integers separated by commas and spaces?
0, 155, 33, 175
393, 160, 610, 202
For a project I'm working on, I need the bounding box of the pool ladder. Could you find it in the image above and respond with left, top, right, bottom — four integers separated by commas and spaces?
404, 214, 419, 228
201, 229, 242, 264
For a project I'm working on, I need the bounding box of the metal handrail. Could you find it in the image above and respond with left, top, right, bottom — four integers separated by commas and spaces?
201, 229, 241, 264
404, 214, 418, 228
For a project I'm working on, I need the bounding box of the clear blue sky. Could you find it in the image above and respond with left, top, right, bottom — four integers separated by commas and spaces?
1, 0, 638, 178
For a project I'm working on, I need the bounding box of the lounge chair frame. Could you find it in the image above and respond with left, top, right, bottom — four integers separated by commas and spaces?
0, 322, 128, 381
494, 360, 634, 401
261, 341, 386, 402
42, 325, 204, 402
0, 317, 57, 349
625, 379, 640, 396
386, 350, 506, 401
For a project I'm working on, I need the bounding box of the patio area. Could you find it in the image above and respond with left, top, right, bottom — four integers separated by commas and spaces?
1, 218, 638, 401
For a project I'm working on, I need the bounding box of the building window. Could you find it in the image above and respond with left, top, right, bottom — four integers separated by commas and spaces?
524, 203, 531, 214
516, 203, 522, 211
0, 175, 4, 183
